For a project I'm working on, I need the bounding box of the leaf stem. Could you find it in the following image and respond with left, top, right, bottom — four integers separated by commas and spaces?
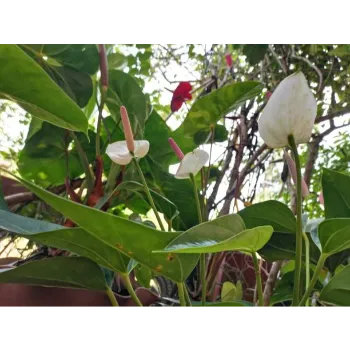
121, 273, 143, 306
183, 284, 192, 306
288, 134, 303, 305
302, 231, 310, 306
132, 158, 165, 231
106, 287, 119, 306
252, 252, 264, 306
190, 173, 206, 305
177, 282, 186, 306
298, 254, 327, 306
69, 131, 94, 192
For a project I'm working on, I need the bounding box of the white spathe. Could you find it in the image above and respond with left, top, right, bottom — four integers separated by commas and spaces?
106, 140, 150, 165
258, 71, 317, 148
175, 149, 209, 179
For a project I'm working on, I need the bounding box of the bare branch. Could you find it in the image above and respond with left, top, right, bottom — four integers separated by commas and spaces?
263, 260, 283, 306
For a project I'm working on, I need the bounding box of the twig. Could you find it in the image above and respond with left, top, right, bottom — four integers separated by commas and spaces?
268, 45, 287, 75
263, 260, 283, 306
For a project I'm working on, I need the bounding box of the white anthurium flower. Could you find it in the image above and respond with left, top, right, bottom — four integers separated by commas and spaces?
175, 149, 209, 179
258, 71, 317, 148
106, 140, 150, 165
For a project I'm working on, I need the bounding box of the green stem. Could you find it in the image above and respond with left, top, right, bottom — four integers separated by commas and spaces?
106, 287, 119, 306
252, 252, 264, 306
183, 284, 192, 306
298, 254, 327, 306
288, 134, 303, 305
302, 231, 310, 306
96, 88, 107, 157
190, 173, 206, 306
177, 283, 186, 306
105, 163, 120, 194
69, 131, 94, 192
132, 158, 165, 231
122, 274, 143, 306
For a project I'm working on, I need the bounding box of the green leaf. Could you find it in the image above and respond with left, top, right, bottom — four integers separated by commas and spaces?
45, 65, 93, 108
108, 52, 127, 70
193, 124, 228, 145
238, 200, 296, 233
221, 281, 243, 302
0, 257, 107, 290
145, 162, 198, 231
0, 210, 129, 273
258, 231, 320, 264
319, 265, 350, 306
18, 123, 96, 186
322, 168, 350, 219
144, 109, 173, 168
329, 45, 350, 57
193, 301, 252, 306
157, 214, 273, 254
43, 44, 99, 75
243, 45, 268, 65
106, 70, 147, 135
97, 181, 179, 222
0, 45, 88, 133
182, 81, 262, 136
10, 174, 198, 282
318, 218, 350, 255
134, 264, 153, 288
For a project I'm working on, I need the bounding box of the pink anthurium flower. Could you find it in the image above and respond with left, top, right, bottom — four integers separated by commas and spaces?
284, 150, 309, 198
168, 138, 209, 179
106, 106, 149, 165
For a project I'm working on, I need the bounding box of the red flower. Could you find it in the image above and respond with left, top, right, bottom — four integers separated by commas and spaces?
265, 91, 272, 100
225, 53, 233, 68
171, 82, 192, 112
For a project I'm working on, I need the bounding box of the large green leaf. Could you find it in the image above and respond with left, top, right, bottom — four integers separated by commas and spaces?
0, 45, 88, 133
318, 218, 350, 255
0, 257, 107, 290
238, 200, 296, 233
144, 109, 173, 168
10, 174, 198, 282
258, 231, 320, 264
319, 265, 350, 306
0, 210, 129, 273
145, 161, 198, 231
156, 214, 273, 254
182, 81, 262, 136
97, 181, 179, 222
243, 45, 268, 65
18, 122, 96, 186
106, 70, 147, 135
322, 168, 350, 219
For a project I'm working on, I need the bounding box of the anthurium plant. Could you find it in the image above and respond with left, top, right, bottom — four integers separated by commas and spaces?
1, 44, 350, 307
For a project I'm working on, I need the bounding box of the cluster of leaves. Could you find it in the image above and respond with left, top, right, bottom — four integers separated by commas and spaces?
1, 44, 350, 306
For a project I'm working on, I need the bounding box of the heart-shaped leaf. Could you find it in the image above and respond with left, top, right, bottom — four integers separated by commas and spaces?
0, 45, 88, 133
182, 81, 262, 136
238, 200, 296, 233
106, 70, 147, 135
318, 218, 350, 255
319, 265, 350, 306
9, 174, 198, 283
0, 209, 129, 273
0, 257, 107, 291
322, 168, 350, 219
156, 214, 273, 254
